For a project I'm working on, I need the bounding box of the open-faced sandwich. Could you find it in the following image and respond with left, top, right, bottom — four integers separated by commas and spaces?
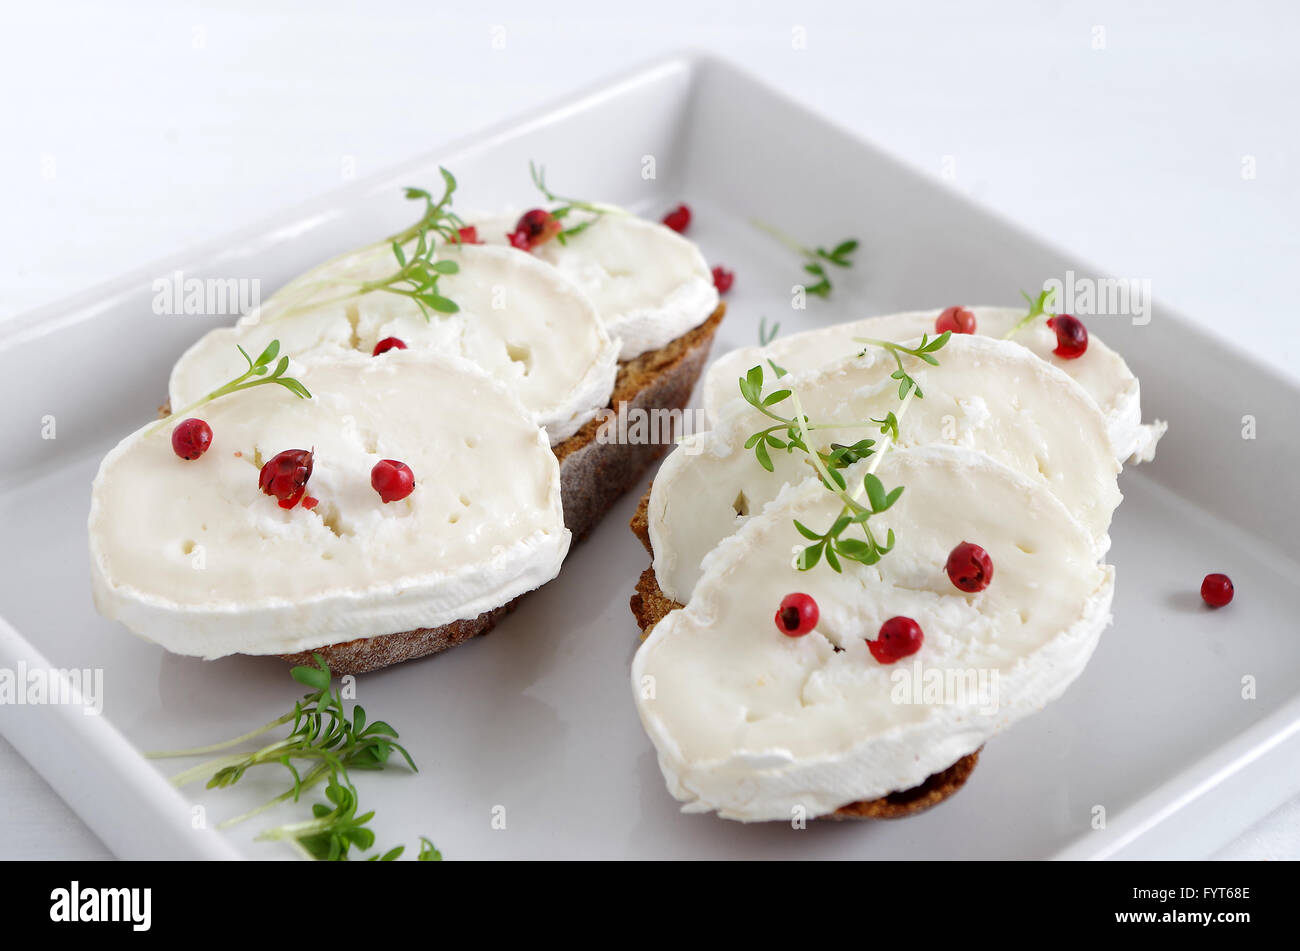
90, 169, 723, 673
629, 302, 1166, 821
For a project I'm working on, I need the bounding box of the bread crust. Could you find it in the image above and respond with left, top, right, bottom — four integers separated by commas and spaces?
627, 486, 979, 820
268, 304, 725, 674
555, 305, 725, 540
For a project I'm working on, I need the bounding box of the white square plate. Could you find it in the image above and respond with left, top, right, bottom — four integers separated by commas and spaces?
3, 52, 1299, 860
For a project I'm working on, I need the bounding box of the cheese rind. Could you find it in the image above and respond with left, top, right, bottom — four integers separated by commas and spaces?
92, 350, 569, 657
169, 243, 619, 445
471, 210, 719, 360
633, 446, 1114, 822
651, 334, 1120, 603
703, 307, 1166, 465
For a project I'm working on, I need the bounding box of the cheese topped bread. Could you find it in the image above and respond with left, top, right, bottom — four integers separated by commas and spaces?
634, 446, 1114, 822
92, 350, 569, 659
632, 307, 1159, 821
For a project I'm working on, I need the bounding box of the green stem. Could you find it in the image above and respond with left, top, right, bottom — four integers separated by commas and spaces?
866, 385, 915, 477
854, 336, 925, 358
217, 763, 331, 830
145, 365, 281, 436
1003, 289, 1057, 340
145, 711, 297, 760
1003, 313, 1040, 339
165, 732, 321, 788
166, 751, 262, 788
751, 218, 815, 259
789, 389, 864, 515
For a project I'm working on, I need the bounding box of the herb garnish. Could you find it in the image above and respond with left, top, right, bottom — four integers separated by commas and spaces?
1003, 288, 1057, 339
751, 220, 858, 298
148, 653, 439, 862
737, 331, 951, 572
274, 168, 465, 322
852, 332, 951, 400
149, 339, 309, 435
738, 364, 875, 477
528, 161, 626, 244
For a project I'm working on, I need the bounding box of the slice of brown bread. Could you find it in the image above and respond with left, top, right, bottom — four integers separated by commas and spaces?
266, 303, 725, 674
628, 486, 980, 820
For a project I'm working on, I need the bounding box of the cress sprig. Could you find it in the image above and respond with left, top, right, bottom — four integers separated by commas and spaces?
529, 161, 626, 244
148, 653, 439, 862
737, 331, 951, 572
751, 220, 858, 298
366, 168, 465, 317
273, 168, 465, 322
853, 331, 951, 400
392, 168, 468, 246
1003, 287, 1057, 339
149, 339, 310, 435
738, 364, 877, 479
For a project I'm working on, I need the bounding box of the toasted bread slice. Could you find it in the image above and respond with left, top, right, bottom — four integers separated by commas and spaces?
627, 485, 979, 820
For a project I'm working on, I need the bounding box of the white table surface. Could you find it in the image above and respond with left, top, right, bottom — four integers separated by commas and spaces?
1, 0, 1296, 860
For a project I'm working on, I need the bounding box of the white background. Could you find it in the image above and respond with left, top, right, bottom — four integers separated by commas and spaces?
1, 0, 1296, 859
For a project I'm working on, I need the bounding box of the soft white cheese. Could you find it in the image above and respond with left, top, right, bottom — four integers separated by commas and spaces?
91, 350, 569, 658
470, 210, 719, 360
169, 243, 619, 445
650, 334, 1121, 603
633, 446, 1114, 822
703, 307, 1166, 465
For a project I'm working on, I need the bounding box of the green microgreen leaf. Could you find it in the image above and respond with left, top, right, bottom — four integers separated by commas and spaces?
528, 161, 625, 242
751, 219, 859, 299
1004, 287, 1057, 339
149, 338, 312, 436
269, 170, 466, 327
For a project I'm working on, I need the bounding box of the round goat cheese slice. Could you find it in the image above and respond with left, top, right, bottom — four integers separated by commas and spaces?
650, 333, 1120, 603
169, 243, 618, 445
92, 350, 569, 658
471, 210, 719, 360
632, 445, 1115, 822
703, 307, 1165, 465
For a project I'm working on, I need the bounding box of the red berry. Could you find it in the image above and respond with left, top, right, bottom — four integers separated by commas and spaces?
869, 616, 924, 664
171, 418, 213, 461
452, 225, 480, 245
712, 266, 734, 294
945, 541, 993, 593
508, 209, 562, 251
302, 496, 319, 510
935, 306, 976, 335
372, 336, 407, 356
1200, 573, 1234, 608
774, 593, 819, 637
662, 204, 692, 233
371, 459, 415, 503
1047, 314, 1088, 359
259, 449, 314, 509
